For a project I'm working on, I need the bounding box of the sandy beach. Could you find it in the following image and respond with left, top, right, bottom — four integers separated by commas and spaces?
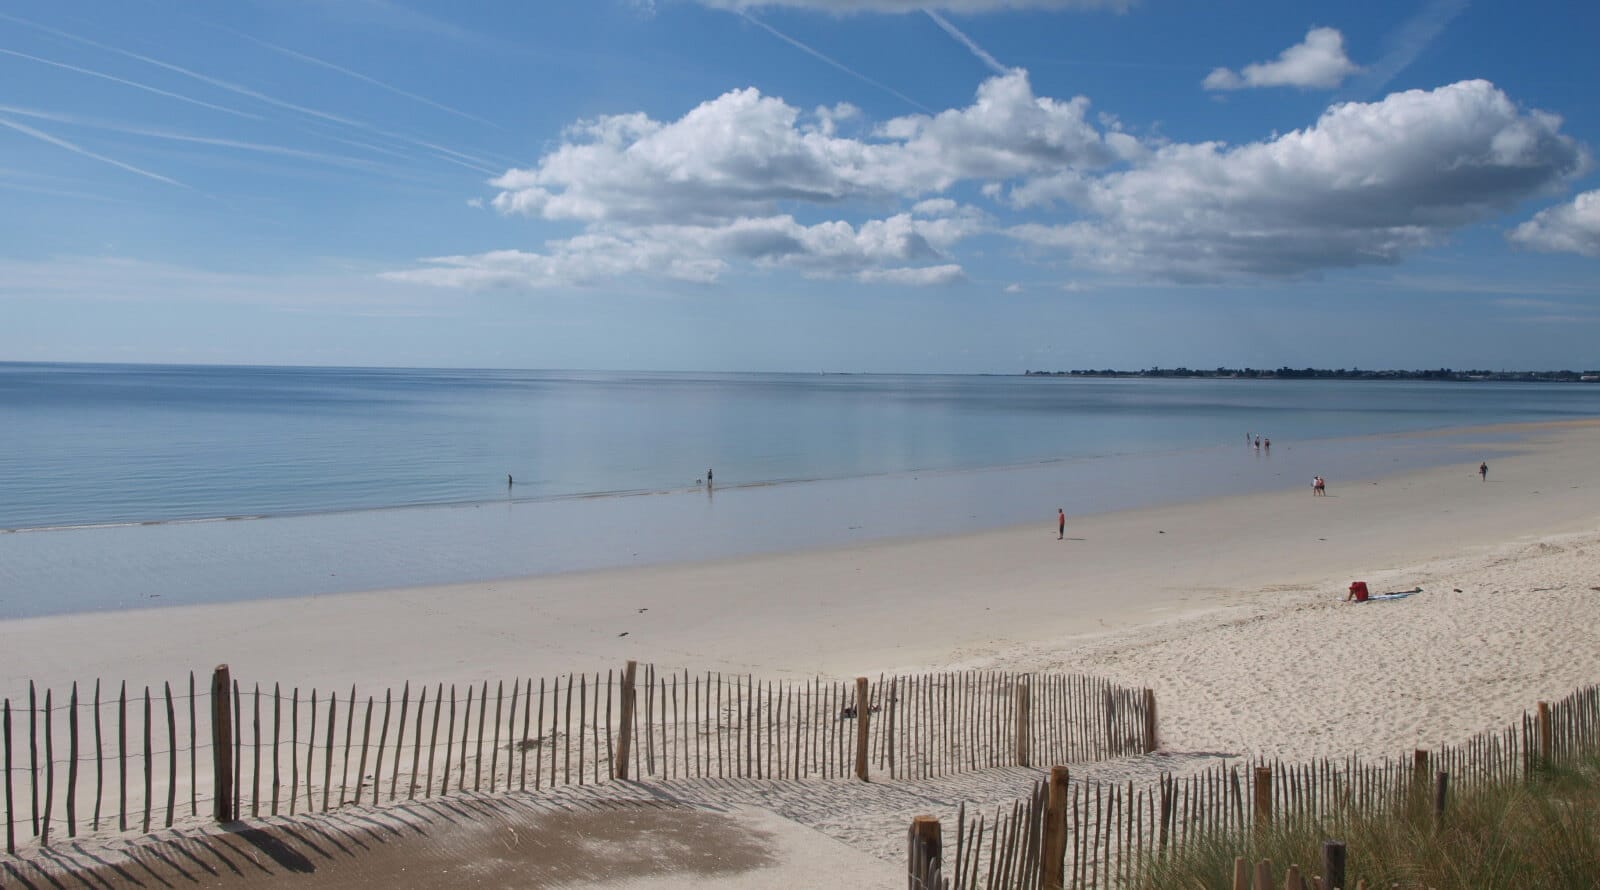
3, 419, 1599, 765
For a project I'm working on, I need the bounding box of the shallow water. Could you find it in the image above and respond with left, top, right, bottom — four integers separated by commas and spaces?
3, 363, 1596, 618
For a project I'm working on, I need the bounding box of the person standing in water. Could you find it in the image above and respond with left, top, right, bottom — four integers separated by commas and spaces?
1479, 461, 1488, 481
1057, 508, 1066, 540
706, 468, 713, 487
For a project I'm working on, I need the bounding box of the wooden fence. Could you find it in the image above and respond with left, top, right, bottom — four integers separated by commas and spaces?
2, 664, 1152, 853
908, 680, 1600, 889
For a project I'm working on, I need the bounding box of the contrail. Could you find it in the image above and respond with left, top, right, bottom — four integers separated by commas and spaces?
225, 30, 503, 130
0, 12, 505, 172
924, 10, 1008, 76
1348, 0, 1470, 97
738, 11, 932, 113
0, 48, 262, 120
0, 104, 434, 182
0, 114, 185, 187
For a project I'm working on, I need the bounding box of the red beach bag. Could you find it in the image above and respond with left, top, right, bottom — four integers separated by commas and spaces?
1348, 581, 1369, 602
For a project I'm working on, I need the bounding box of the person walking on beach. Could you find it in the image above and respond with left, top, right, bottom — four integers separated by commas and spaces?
706, 468, 713, 487
1312, 476, 1326, 496
1479, 461, 1488, 481
1057, 508, 1066, 540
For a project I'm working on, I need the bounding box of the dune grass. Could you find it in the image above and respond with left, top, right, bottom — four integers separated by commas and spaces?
1134, 756, 1600, 889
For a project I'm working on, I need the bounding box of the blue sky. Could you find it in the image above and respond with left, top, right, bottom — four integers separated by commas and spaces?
2, 0, 1598, 372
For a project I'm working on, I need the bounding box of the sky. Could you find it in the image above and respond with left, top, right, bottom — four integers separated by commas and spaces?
2, 0, 1598, 373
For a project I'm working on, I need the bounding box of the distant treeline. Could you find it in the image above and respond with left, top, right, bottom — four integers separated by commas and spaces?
1023, 367, 1600, 382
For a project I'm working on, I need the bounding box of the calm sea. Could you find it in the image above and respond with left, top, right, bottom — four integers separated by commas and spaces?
3, 362, 1598, 617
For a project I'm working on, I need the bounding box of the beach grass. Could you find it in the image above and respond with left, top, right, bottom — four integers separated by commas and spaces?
1135, 756, 1600, 889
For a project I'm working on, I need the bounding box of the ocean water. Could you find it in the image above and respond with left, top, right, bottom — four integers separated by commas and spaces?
2, 362, 1598, 617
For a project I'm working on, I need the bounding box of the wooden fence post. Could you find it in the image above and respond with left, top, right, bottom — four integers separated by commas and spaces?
1537, 701, 1551, 766
1232, 857, 1249, 890
908, 815, 942, 890
1253, 766, 1272, 832
1015, 677, 1031, 768
1411, 749, 1429, 815
854, 678, 870, 782
616, 661, 637, 780
1253, 859, 1274, 890
1142, 688, 1158, 753
211, 666, 234, 823
1432, 770, 1449, 830
1039, 766, 1069, 889
3, 699, 11, 855
1320, 840, 1345, 890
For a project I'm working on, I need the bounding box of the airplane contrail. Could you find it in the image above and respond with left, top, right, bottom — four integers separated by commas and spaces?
0, 48, 262, 120
738, 11, 933, 113
924, 10, 1009, 76
0, 12, 505, 172
227, 30, 504, 130
0, 114, 185, 187
0, 104, 439, 182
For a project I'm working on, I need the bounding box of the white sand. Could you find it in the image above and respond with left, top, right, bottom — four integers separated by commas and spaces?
3, 420, 1598, 764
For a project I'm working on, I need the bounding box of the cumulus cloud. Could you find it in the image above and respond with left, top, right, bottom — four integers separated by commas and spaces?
393, 67, 1584, 292
487, 71, 1111, 226
1010, 80, 1586, 280
385, 211, 982, 289
1509, 190, 1600, 256
859, 264, 966, 285
1204, 27, 1361, 91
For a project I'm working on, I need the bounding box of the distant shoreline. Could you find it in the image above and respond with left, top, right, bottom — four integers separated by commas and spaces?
1023, 367, 1600, 382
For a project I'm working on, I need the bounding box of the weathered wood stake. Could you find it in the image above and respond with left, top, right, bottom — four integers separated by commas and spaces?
1320, 840, 1345, 890
1015, 677, 1031, 768
1537, 701, 1552, 766
1254, 766, 1273, 831
164, 682, 176, 827
40, 691, 54, 845
908, 815, 942, 890
1433, 770, 1449, 828
66, 684, 79, 838
1142, 688, 1158, 753
142, 687, 152, 832
616, 661, 637, 780
118, 682, 128, 831
1040, 766, 1070, 889
354, 696, 374, 805
3, 698, 12, 855
854, 677, 870, 782
211, 666, 234, 823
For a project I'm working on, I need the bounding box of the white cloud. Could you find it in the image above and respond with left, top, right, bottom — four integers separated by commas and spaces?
487, 70, 1112, 226
386, 211, 982, 289
1010, 80, 1586, 280
1509, 190, 1600, 257
1004, 282, 1023, 293
397, 68, 1583, 292
1204, 27, 1361, 91
859, 264, 966, 285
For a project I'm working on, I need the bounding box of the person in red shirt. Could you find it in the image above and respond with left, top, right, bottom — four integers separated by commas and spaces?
1057, 508, 1066, 540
